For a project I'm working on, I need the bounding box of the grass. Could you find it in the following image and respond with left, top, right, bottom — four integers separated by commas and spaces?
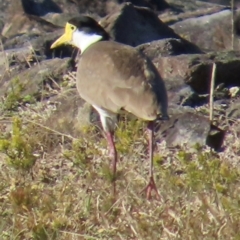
0, 46, 240, 239
0, 99, 240, 240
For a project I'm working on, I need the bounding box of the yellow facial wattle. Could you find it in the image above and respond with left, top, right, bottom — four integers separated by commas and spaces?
50, 23, 76, 49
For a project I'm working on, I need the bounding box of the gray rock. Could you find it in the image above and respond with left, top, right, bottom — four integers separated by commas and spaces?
156, 112, 225, 151
227, 98, 240, 120
42, 13, 81, 27
43, 89, 91, 137
3, 0, 169, 19
2, 13, 60, 38
170, 9, 240, 51
0, 46, 41, 80
100, 3, 201, 51
0, 58, 73, 100
137, 38, 201, 57
152, 51, 240, 94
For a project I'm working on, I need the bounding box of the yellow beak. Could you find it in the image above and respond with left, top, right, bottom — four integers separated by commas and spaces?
50, 23, 73, 49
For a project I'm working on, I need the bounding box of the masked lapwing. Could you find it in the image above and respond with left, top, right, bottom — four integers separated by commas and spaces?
51, 16, 169, 199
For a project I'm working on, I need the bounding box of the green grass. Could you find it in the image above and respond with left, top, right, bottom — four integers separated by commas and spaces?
0, 103, 240, 240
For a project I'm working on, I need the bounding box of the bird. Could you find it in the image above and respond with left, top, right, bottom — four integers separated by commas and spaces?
50, 15, 169, 199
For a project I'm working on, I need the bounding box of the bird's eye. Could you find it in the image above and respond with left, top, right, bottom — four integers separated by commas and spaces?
71, 26, 75, 30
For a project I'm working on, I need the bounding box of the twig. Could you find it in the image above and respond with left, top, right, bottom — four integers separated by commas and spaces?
209, 63, 217, 122
48, 76, 62, 90
231, 0, 235, 50
22, 118, 78, 140
0, 38, 10, 73
59, 231, 99, 239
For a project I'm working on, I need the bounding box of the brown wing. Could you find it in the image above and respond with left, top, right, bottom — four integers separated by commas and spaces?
76, 41, 168, 120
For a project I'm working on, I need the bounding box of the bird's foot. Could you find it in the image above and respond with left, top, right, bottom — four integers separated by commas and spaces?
140, 176, 161, 200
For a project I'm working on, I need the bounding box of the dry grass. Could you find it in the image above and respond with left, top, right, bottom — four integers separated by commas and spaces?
0, 47, 240, 239
0, 98, 240, 240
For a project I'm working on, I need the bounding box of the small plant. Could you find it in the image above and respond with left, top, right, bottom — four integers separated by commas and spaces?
0, 117, 37, 171
63, 137, 99, 173
1, 78, 36, 112
32, 223, 57, 240
10, 186, 38, 211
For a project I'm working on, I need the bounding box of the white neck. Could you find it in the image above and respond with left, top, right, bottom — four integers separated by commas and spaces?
72, 30, 103, 53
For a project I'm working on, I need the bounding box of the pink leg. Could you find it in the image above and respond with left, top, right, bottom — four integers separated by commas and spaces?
106, 131, 117, 195
141, 121, 161, 200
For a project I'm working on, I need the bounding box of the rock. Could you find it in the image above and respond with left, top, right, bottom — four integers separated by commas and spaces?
230, 120, 240, 138
227, 98, 240, 120
167, 84, 229, 109
229, 86, 240, 98
0, 46, 43, 80
2, 28, 77, 63
4, 0, 169, 19
44, 89, 106, 136
2, 33, 39, 50
71, 0, 170, 17
152, 51, 240, 94
0, 58, 73, 100
206, 123, 225, 151
76, 102, 100, 130
5, 0, 62, 17
0, 18, 4, 33
41, 13, 81, 27
0, 47, 39, 64
156, 111, 225, 151
0, 0, 11, 18
170, 9, 240, 51
43, 89, 90, 137
161, 0, 229, 24
137, 38, 201, 57
2, 13, 60, 39
100, 3, 201, 51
